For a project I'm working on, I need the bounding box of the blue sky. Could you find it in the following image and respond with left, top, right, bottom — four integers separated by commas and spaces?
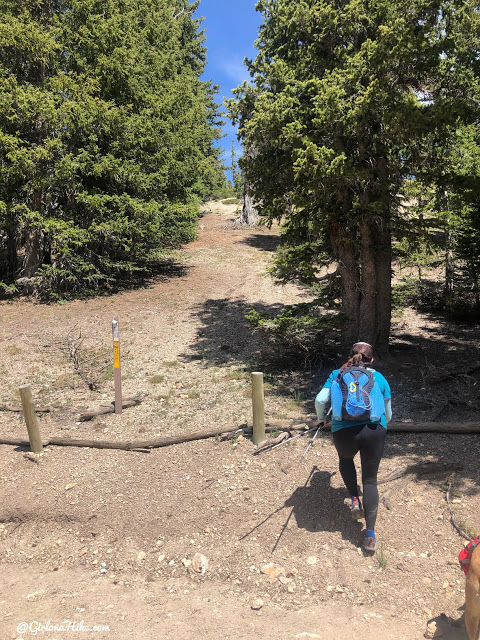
194, 0, 262, 179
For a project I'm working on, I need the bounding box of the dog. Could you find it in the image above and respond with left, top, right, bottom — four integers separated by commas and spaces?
464, 541, 480, 640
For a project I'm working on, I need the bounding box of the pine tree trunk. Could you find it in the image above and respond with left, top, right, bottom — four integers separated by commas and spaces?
20, 190, 45, 291
6, 222, 18, 277
239, 182, 258, 225
359, 219, 377, 344
373, 217, 392, 357
21, 226, 45, 276
332, 216, 392, 355
331, 226, 361, 348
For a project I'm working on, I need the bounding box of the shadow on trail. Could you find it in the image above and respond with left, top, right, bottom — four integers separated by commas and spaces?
380, 432, 480, 497
282, 468, 364, 547
115, 259, 191, 292
238, 233, 281, 253
182, 297, 278, 366
180, 297, 316, 397
426, 612, 469, 639
0, 258, 191, 302
240, 467, 365, 552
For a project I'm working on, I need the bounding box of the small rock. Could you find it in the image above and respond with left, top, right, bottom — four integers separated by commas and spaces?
423, 577, 432, 586
182, 558, 192, 568
158, 554, 165, 563
65, 483, 77, 491
192, 553, 208, 574
260, 563, 285, 582
136, 551, 147, 563
424, 620, 443, 638
251, 597, 264, 610
23, 453, 40, 463
306, 556, 318, 565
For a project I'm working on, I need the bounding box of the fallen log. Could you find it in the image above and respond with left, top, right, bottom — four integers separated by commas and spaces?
385, 422, 480, 433
1, 419, 479, 454
254, 431, 289, 452
78, 395, 144, 421
267, 418, 480, 434
0, 404, 50, 414
0, 424, 246, 451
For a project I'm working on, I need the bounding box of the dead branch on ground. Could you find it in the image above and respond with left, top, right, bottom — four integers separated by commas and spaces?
79, 394, 144, 421
0, 404, 50, 414
44, 325, 115, 391
445, 474, 473, 541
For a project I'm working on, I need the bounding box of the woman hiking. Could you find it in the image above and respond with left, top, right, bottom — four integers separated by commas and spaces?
315, 342, 392, 552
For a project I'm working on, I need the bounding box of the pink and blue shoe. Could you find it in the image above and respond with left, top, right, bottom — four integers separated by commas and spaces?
350, 496, 364, 520
363, 529, 376, 552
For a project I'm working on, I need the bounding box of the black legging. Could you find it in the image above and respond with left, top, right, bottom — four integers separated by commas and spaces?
332, 423, 386, 531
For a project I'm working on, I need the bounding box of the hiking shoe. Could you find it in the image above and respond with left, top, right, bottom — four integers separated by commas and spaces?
363, 530, 376, 552
350, 496, 364, 520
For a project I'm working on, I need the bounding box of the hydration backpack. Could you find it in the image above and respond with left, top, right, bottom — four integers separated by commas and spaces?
459, 535, 480, 576
330, 366, 384, 422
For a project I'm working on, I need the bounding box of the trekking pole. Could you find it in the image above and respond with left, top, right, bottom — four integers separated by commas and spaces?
256, 426, 317, 455
299, 407, 331, 463
298, 425, 321, 463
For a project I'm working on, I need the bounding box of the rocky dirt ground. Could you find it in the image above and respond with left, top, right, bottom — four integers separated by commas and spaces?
1, 201, 479, 640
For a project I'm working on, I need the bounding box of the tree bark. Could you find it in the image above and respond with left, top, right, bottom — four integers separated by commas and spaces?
331, 227, 361, 347
6, 221, 18, 277
21, 226, 45, 278
359, 218, 377, 344
21, 189, 46, 288
239, 182, 258, 225
373, 216, 392, 357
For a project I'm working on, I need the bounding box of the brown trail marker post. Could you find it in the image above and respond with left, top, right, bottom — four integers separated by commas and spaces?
112, 318, 122, 414
251, 372, 266, 445
18, 384, 43, 452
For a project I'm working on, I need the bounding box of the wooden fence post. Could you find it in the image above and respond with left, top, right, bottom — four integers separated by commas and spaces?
112, 318, 122, 414
18, 384, 43, 453
251, 372, 265, 445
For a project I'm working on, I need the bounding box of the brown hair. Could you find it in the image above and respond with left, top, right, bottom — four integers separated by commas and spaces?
340, 342, 374, 371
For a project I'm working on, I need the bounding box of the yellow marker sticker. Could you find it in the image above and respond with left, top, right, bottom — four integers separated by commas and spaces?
349, 382, 357, 393
113, 341, 120, 368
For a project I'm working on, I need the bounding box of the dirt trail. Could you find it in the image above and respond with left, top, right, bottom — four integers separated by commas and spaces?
0, 201, 477, 640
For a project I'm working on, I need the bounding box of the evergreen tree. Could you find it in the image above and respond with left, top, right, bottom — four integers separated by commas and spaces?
0, 0, 225, 298
407, 124, 480, 309
229, 0, 479, 353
